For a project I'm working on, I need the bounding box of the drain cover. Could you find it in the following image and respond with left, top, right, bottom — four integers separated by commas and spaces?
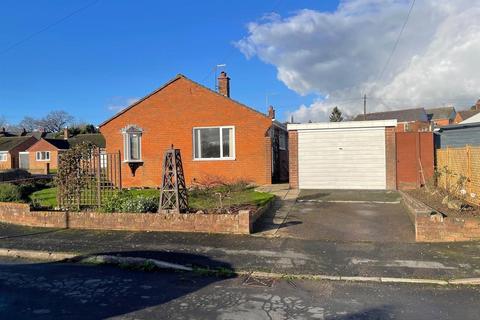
242, 274, 275, 287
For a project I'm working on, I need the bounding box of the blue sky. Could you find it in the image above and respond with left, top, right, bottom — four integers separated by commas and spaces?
0, 0, 339, 125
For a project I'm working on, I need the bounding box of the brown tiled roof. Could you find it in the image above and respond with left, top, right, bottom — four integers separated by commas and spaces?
0, 137, 34, 151
353, 108, 428, 122
426, 107, 455, 120
458, 109, 480, 120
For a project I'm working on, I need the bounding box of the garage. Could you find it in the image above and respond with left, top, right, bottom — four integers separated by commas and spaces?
288, 120, 397, 190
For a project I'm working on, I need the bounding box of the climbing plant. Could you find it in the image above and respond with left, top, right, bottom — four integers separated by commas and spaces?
55, 142, 94, 211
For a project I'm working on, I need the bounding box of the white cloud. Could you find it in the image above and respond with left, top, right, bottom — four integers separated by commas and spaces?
107, 97, 140, 112
236, 0, 480, 122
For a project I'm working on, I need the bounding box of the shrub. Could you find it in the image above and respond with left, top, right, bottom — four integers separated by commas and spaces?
101, 191, 159, 213
0, 183, 22, 202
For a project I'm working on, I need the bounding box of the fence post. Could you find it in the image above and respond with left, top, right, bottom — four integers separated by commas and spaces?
446, 146, 450, 191
118, 150, 122, 190
466, 145, 471, 194
96, 148, 102, 207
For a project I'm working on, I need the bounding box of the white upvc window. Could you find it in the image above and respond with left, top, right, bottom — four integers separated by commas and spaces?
122, 125, 142, 162
0, 152, 7, 162
36, 151, 50, 161
193, 126, 235, 160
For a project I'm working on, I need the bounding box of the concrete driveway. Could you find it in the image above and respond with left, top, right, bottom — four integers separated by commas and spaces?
256, 189, 415, 243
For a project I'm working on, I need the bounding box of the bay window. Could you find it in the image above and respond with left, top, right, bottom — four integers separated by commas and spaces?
122, 125, 142, 162
193, 126, 235, 160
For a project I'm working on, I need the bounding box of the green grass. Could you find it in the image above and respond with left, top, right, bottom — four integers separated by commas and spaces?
28, 186, 274, 211
29, 187, 58, 209
188, 188, 274, 211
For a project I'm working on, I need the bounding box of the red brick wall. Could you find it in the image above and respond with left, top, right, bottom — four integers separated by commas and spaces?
385, 127, 397, 190
100, 77, 273, 187
0, 202, 273, 235
27, 139, 61, 172
432, 118, 451, 127
288, 130, 298, 189
0, 153, 13, 171
401, 191, 480, 242
396, 121, 430, 132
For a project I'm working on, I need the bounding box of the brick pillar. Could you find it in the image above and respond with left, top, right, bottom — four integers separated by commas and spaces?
385, 127, 397, 190
264, 136, 272, 185
288, 130, 298, 189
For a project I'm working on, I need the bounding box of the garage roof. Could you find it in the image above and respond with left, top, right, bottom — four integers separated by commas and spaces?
287, 120, 397, 131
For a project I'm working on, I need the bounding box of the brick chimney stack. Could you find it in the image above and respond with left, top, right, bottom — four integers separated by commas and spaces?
63, 127, 69, 140
217, 71, 230, 97
268, 106, 276, 120
476, 99, 480, 110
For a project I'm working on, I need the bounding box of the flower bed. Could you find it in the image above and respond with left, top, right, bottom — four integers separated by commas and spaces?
401, 190, 480, 242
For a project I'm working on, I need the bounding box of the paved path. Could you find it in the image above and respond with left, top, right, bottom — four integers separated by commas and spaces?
1, 256, 479, 319
1, 223, 480, 281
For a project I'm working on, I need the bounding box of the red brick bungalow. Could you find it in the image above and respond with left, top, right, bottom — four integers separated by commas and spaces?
0, 136, 37, 170
26, 133, 106, 173
99, 72, 288, 188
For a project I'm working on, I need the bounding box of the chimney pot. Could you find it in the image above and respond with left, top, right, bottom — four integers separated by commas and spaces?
64, 127, 69, 140
217, 71, 230, 97
268, 105, 276, 120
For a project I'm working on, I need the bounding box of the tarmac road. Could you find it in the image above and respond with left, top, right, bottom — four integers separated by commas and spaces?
1, 257, 479, 320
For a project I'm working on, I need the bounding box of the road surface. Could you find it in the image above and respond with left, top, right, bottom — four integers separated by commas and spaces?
1, 257, 479, 319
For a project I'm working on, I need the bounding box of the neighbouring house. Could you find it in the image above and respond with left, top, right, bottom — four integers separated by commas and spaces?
460, 112, 480, 124
353, 108, 430, 132
435, 122, 480, 148
454, 109, 480, 124
99, 72, 288, 188
0, 136, 38, 171
426, 107, 456, 127
25, 131, 106, 173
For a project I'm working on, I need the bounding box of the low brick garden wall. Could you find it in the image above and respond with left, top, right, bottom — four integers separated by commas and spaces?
401, 191, 480, 242
0, 201, 272, 235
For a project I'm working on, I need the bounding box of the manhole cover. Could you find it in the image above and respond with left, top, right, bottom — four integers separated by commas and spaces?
242, 274, 275, 287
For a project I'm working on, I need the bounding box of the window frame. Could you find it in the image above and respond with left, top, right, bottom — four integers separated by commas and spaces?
0, 151, 7, 162
192, 126, 236, 161
122, 125, 143, 163
35, 151, 50, 161
279, 131, 287, 150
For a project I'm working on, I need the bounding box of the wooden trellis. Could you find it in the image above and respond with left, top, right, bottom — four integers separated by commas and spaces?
58, 147, 122, 210
159, 146, 188, 213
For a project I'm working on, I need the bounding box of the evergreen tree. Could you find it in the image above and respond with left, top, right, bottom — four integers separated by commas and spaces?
329, 106, 344, 122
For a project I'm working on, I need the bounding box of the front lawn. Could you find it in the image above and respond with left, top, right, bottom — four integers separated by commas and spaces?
29, 187, 58, 209
28, 186, 274, 213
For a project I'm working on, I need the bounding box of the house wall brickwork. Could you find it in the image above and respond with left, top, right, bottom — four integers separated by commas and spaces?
0, 137, 37, 170
27, 139, 61, 173
100, 76, 275, 187
288, 130, 298, 189
385, 127, 397, 190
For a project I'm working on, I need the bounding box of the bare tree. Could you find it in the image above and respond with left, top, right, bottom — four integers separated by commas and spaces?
37, 110, 74, 132
0, 115, 7, 129
18, 116, 39, 131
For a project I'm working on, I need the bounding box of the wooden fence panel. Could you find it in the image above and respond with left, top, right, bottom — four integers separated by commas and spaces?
436, 146, 480, 205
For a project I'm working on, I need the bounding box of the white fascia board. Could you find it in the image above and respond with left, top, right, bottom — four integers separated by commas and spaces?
287, 120, 397, 131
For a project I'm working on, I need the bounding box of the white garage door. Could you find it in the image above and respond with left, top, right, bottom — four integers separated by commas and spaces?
298, 127, 386, 189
